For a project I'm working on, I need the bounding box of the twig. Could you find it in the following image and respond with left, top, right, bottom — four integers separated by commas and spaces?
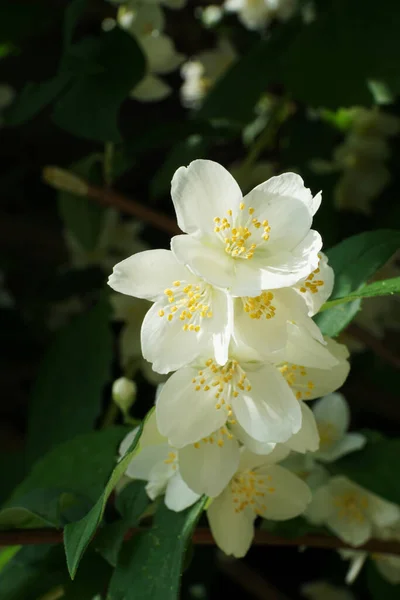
1, 527, 400, 555
346, 323, 400, 369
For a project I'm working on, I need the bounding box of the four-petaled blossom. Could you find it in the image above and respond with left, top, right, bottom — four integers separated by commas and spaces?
207, 446, 312, 557
108, 249, 232, 373
311, 393, 366, 462
171, 160, 322, 296
307, 476, 400, 546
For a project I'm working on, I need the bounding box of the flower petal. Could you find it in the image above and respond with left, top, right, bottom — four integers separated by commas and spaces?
141, 302, 204, 373
316, 432, 366, 463
231, 363, 301, 443
230, 421, 276, 456
285, 403, 320, 454
125, 444, 170, 480
164, 472, 201, 512
178, 432, 240, 497
132, 74, 172, 102
171, 234, 235, 290
257, 465, 312, 520
171, 159, 243, 235
207, 487, 255, 557
295, 252, 334, 316
313, 393, 350, 438
108, 249, 190, 301
156, 367, 227, 447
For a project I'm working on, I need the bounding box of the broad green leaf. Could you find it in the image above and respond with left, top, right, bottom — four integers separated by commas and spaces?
315, 230, 400, 336
95, 481, 149, 566
332, 439, 400, 505
0, 547, 20, 573
5, 73, 72, 126
367, 560, 400, 599
1, 427, 128, 528
57, 154, 106, 252
320, 277, 400, 311
64, 422, 143, 579
0, 490, 78, 529
26, 298, 112, 465
53, 29, 146, 142
108, 497, 207, 600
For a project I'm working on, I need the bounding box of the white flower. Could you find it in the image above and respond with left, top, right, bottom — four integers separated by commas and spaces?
180, 39, 236, 108
207, 447, 311, 557
281, 453, 330, 491
311, 394, 366, 462
156, 351, 302, 448
120, 413, 200, 511
224, 0, 298, 31
108, 249, 233, 373
293, 252, 334, 316
171, 161, 322, 296
307, 476, 400, 546
301, 580, 356, 600
117, 4, 184, 102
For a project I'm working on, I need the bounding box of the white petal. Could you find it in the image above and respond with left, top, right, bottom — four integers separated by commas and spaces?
375, 554, 400, 584
126, 444, 170, 480
164, 472, 201, 511
257, 465, 312, 520
285, 403, 320, 454
243, 185, 312, 253
328, 511, 372, 546
178, 433, 240, 497
132, 74, 172, 102
367, 494, 400, 529
295, 252, 334, 316
146, 460, 176, 499
238, 445, 290, 472
141, 302, 203, 373
314, 393, 350, 437
171, 159, 243, 235
207, 488, 255, 557
246, 173, 320, 218
140, 34, 184, 74
156, 367, 227, 447
210, 289, 233, 366
316, 432, 366, 463
230, 421, 276, 456
108, 249, 190, 301
171, 234, 235, 290
306, 484, 335, 525
231, 363, 301, 443
140, 410, 167, 448
277, 321, 338, 369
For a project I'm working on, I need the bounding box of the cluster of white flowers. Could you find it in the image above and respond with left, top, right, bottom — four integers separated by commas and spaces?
109, 159, 352, 557
280, 392, 400, 585
312, 108, 400, 215
112, 0, 185, 102
224, 0, 298, 31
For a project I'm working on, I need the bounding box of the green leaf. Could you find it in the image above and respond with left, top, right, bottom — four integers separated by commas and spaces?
26, 298, 113, 466
321, 277, 400, 311
95, 481, 149, 566
315, 230, 400, 336
332, 439, 400, 505
57, 153, 106, 251
108, 497, 207, 600
5, 73, 72, 126
0, 547, 20, 574
64, 422, 144, 579
53, 29, 146, 142
281, 0, 400, 108
1, 427, 128, 527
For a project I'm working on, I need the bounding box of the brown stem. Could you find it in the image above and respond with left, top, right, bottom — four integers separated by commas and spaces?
1, 527, 400, 555
346, 323, 400, 369
87, 185, 181, 237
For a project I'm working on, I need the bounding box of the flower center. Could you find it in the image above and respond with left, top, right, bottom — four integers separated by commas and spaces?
159, 280, 213, 332
334, 492, 369, 523
242, 291, 276, 319
318, 421, 339, 448
231, 469, 276, 515
163, 451, 178, 471
213, 202, 270, 260
193, 426, 233, 449
191, 359, 252, 423
279, 363, 314, 400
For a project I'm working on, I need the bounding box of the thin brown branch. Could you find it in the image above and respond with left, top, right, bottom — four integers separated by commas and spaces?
1, 527, 400, 556
87, 184, 181, 237
346, 323, 400, 369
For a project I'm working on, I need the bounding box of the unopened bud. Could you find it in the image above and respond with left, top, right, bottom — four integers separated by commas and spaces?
112, 377, 137, 415
43, 167, 89, 196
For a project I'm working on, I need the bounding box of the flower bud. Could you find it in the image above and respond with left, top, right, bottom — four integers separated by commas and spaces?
42, 167, 88, 196
112, 377, 137, 416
